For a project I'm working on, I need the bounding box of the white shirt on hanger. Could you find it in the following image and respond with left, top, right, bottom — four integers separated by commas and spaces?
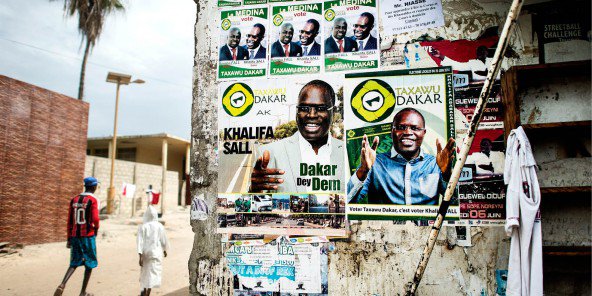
504, 126, 543, 296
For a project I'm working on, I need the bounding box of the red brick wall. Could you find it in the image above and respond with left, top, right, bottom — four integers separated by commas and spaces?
0, 75, 89, 245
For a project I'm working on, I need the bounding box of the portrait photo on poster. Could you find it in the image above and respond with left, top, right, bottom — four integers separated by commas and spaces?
218, 6, 269, 80
343, 67, 459, 221
269, 2, 324, 76
217, 76, 347, 237
323, 0, 379, 73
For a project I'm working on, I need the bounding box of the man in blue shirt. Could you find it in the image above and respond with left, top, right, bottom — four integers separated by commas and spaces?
348, 108, 455, 204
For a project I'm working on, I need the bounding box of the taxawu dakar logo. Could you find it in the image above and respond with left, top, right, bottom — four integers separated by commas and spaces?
221, 19, 231, 31
324, 9, 335, 21
273, 14, 284, 26
350, 79, 395, 123
222, 83, 254, 117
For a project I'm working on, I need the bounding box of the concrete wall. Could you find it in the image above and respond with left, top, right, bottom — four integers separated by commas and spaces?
0, 75, 89, 245
84, 156, 180, 217
189, 0, 590, 295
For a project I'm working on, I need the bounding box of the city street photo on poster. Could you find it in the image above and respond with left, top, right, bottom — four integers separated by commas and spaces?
323, 0, 379, 72
218, 6, 269, 80
217, 193, 347, 237
344, 67, 459, 220
269, 2, 323, 76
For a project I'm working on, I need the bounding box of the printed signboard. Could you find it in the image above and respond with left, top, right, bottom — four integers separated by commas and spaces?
218, 77, 347, 236
344, 67, 459, 221
227, 237, 327, 294
323, 0, 379, 72
269, 2, 324, 76
219, 7, 269, 80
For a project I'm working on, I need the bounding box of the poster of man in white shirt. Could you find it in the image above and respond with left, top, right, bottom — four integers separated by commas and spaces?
466, 138, 505, 176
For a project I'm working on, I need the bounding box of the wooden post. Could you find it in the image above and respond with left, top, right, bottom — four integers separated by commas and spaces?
161, 138, 168, 215
405, 0, 525, 294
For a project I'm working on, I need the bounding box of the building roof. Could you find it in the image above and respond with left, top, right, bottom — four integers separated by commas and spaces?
87, 133, 190, 157
88, 133, 189, 144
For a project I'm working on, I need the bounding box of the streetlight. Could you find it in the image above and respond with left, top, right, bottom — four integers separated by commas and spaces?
105, 72, 144, 214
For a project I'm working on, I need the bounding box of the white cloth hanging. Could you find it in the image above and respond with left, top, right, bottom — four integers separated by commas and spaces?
504, 126, 543, 296
137, 206, 169, 289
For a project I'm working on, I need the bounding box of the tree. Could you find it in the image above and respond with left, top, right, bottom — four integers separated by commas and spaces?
58, 0, 125, 100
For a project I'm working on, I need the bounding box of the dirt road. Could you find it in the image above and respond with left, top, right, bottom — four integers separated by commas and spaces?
0, 207, 193, 296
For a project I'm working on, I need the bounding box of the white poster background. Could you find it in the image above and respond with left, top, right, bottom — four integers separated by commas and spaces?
379, 0, 445, 35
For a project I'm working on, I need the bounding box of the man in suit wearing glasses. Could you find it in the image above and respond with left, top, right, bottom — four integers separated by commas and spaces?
347, 108, 455, 205
249, 80, 344, 193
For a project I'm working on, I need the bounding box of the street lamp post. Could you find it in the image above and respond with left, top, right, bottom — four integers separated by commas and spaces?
106, 72, 144, 214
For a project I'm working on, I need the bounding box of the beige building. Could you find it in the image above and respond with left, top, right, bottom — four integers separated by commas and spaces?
85, 133, 190, 217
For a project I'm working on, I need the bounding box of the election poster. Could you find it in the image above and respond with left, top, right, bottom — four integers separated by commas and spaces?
227, 237, 327, 294
379, 0, 445, 35
219, 7, 269, 80
269, 2, 323, 76
217, 77, 347, 236
323, 0, 379, 72
344, 67, 459, 221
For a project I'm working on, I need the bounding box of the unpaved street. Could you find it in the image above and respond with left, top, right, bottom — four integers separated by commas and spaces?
0, 207, 193, 296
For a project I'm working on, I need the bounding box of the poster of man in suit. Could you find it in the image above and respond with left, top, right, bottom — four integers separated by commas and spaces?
269, 2, 323, 76
218, 6, 269, 80
217, 77, 346, 237
323, 0, 379, 73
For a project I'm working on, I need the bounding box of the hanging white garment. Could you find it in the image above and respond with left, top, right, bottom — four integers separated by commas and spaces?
137, 206, 169, 289
504, 126, 543, 296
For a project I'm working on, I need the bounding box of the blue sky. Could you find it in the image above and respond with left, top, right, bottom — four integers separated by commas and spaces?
0, 0, 195, 139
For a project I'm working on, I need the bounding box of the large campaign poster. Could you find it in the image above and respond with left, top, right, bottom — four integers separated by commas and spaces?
219, 7, 269, 80
217, 77, 347, 237
344, 67, 459, 221
269, 2, 323, 76
323, 0, 379, 72
228, 237, 327, 294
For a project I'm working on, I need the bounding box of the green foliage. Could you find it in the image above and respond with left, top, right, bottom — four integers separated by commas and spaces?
274, 120, 298, 139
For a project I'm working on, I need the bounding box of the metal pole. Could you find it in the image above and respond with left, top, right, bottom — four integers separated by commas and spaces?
107, 81, 121, 214
405, 0, 524, 294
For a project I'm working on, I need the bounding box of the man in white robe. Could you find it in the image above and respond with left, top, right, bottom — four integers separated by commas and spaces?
137, 206, 169, 296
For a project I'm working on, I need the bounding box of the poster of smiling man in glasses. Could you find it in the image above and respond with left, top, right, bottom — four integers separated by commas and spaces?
344, 67, 460, 221
323, 0, 379, 73
269, 2, 323, 76
218, 77, 346, 237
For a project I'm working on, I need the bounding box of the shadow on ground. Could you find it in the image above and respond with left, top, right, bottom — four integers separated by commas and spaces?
164, 286, 189, 296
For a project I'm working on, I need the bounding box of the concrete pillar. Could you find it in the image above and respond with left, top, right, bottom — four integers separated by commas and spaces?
161, 138, 168, 215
